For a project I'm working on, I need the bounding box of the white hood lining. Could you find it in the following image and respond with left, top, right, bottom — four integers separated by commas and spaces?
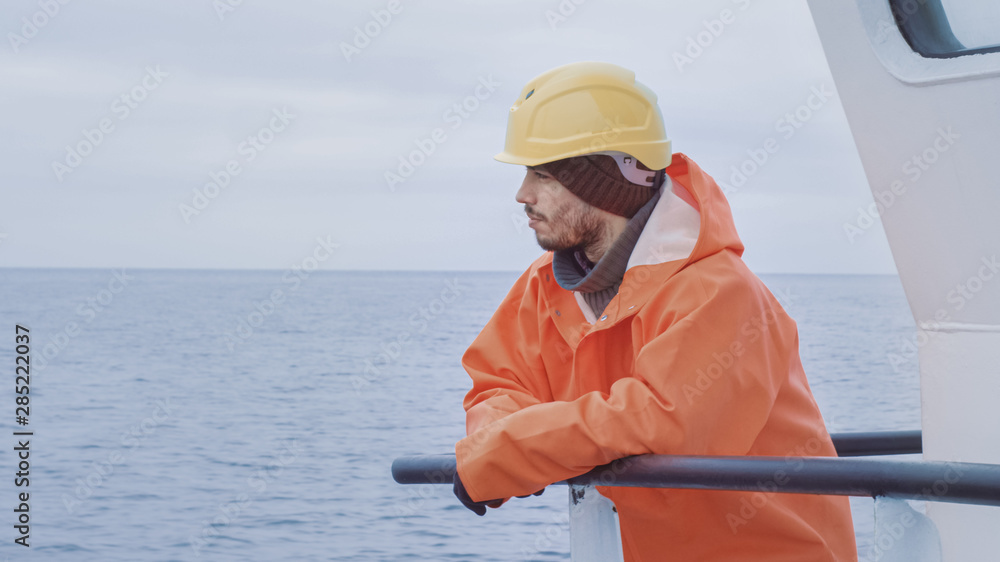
626, 175, 701, 271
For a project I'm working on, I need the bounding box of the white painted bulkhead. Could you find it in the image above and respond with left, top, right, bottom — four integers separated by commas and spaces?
805, 0, 1000, 559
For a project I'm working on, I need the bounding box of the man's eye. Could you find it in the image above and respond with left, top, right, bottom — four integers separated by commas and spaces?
534, 171, 548, 179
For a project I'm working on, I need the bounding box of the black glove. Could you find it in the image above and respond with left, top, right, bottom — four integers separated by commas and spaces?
453, 471, 500, 516
516, 488, 545, 499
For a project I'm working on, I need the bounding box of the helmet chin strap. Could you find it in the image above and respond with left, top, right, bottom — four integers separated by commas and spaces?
589, 151, 658, 186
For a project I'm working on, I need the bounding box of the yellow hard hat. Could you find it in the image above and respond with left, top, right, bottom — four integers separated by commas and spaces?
495, 61, 672, 170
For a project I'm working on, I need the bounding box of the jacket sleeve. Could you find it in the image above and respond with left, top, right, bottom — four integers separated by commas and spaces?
456, 272, 794, 502
460, 265, 551, 437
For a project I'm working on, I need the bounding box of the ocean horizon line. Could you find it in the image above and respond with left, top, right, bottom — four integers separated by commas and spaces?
0, 265, 900, 277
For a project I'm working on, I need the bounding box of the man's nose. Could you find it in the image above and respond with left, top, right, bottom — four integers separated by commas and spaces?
515, 173, 536, 205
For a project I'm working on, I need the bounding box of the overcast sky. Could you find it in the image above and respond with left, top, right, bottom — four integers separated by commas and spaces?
0, 0, 898, 274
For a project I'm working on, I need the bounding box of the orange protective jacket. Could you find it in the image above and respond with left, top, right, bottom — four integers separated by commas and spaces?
455, 153, 857, 561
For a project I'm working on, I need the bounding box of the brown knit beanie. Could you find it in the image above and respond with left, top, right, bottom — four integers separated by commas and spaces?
541, 154, 659, 218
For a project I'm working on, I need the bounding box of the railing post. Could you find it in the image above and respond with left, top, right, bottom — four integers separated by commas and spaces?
568, 484, 625, 562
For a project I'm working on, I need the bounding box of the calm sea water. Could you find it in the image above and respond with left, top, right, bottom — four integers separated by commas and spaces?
0, 269, 919, 561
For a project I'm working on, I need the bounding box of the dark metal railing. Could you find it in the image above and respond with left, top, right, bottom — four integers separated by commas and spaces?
392, 430, 1000, 508
830, 429, 922, 456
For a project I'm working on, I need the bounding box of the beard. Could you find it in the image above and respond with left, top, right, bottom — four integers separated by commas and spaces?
526, 199, 607, 254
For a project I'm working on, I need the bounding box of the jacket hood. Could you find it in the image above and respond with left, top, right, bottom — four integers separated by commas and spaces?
629, 152, 744, 272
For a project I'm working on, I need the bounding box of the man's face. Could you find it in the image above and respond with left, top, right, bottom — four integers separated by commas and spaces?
515, 166, 605, 252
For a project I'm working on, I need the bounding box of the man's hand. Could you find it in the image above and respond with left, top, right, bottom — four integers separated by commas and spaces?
453, 471, 503, 516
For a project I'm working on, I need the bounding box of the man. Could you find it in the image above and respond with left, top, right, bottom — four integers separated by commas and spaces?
452, 61, 857, 561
